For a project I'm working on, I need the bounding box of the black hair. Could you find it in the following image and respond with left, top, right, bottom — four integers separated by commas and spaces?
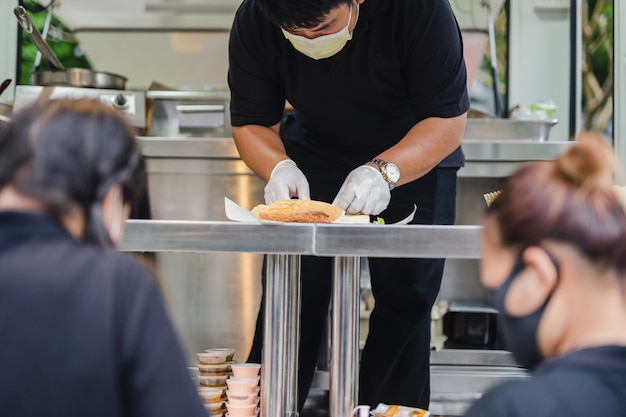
0, 97, 144, 247
255, 0, 352, 30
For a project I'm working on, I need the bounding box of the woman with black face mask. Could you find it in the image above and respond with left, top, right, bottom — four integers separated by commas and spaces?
463, 133, 626, 417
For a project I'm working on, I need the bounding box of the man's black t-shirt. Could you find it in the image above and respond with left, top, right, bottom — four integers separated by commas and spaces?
228, 0, 469, 166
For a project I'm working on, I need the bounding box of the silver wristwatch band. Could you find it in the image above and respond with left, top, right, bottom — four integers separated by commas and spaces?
369, 158, 400, 190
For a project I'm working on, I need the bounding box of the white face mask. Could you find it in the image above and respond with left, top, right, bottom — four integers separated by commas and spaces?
282, 3, 358, 60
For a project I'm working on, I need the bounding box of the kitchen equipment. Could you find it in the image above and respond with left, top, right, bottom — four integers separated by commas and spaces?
443, 301, 499, 348
14, 6, 127, 90
31, 0, 55, 72
464, 118, 558, 142
13, 85, 146, 132
146, 88, 230, 137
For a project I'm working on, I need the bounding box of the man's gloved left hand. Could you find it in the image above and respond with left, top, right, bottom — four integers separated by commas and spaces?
332, 165, 391, 215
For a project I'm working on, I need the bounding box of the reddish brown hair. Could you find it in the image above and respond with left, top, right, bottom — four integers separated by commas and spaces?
487, 133, 626, 273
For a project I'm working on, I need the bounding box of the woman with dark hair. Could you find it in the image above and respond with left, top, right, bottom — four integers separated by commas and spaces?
0, 98, 208, 417
464, 134, 626, 417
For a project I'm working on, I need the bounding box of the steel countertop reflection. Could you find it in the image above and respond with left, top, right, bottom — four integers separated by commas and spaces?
119, 220, 317, 254
120, 220, 482, 258
314, 223, 481, 258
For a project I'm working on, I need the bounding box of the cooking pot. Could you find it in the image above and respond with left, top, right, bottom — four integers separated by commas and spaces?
14, 6, 127, 90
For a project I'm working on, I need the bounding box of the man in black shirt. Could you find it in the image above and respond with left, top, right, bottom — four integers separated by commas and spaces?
228, 0, 469, 410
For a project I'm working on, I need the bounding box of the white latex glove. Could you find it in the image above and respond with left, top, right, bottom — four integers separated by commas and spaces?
264, 159, 311, 204
332, 165, 391, 215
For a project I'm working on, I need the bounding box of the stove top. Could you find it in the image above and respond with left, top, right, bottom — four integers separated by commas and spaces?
13, 85, 146, 131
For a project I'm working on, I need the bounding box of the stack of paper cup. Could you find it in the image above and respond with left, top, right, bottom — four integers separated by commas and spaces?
225, 363, 262, 417
196, 348, 237, 416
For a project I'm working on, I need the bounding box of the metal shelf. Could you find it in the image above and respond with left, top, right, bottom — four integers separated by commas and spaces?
137, 137, 574, 178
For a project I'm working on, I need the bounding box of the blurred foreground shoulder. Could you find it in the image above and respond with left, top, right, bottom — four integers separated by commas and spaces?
462, 378, 561, 417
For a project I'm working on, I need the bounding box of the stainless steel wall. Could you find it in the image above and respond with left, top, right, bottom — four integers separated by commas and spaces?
143, 142, 265, 364
439, 176, 501, 305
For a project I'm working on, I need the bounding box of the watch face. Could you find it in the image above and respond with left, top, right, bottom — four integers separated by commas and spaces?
385, 163, 400, 183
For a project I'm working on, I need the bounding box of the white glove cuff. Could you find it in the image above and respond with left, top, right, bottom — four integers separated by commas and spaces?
270, 159, 297, 178
364, 165, 382, 175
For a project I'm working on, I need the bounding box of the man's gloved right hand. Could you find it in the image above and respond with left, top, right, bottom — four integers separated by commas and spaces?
264, 159, 311, 204
332, 165, 391, 215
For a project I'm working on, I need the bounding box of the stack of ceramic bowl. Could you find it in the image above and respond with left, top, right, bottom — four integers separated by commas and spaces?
225, 363, 262, 417
196, 348, 237, 416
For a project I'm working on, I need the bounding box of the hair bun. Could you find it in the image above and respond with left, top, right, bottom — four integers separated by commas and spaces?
555, 132, 613, 188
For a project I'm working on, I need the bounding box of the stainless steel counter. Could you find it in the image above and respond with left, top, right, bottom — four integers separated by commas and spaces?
120, 220, 316, 254
121, 221, 483, 417
460, 140, 573, 177
138, 137, 574, 178
461, 140, 571, 160
132, 137, 554, 416
120, 220, 481, 258
139, 137, 240, 158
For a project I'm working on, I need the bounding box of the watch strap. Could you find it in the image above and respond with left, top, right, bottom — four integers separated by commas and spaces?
369, 158, 398, 190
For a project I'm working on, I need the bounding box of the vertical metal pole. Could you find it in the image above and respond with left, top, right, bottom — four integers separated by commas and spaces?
330, 256, 361, 417
261, 254, 301, 417
285, 254, 301, 417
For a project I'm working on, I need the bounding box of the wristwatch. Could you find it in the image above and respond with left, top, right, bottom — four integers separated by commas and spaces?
369, 158, 400, 190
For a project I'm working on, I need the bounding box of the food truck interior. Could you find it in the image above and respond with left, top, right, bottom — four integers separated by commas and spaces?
1, 1, 624, 416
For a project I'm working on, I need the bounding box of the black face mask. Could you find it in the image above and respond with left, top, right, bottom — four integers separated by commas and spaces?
490, 252, 560, 370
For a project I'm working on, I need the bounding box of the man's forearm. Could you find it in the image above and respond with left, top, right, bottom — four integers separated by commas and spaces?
373, 113, 467, 186
232, 123, 288, 181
